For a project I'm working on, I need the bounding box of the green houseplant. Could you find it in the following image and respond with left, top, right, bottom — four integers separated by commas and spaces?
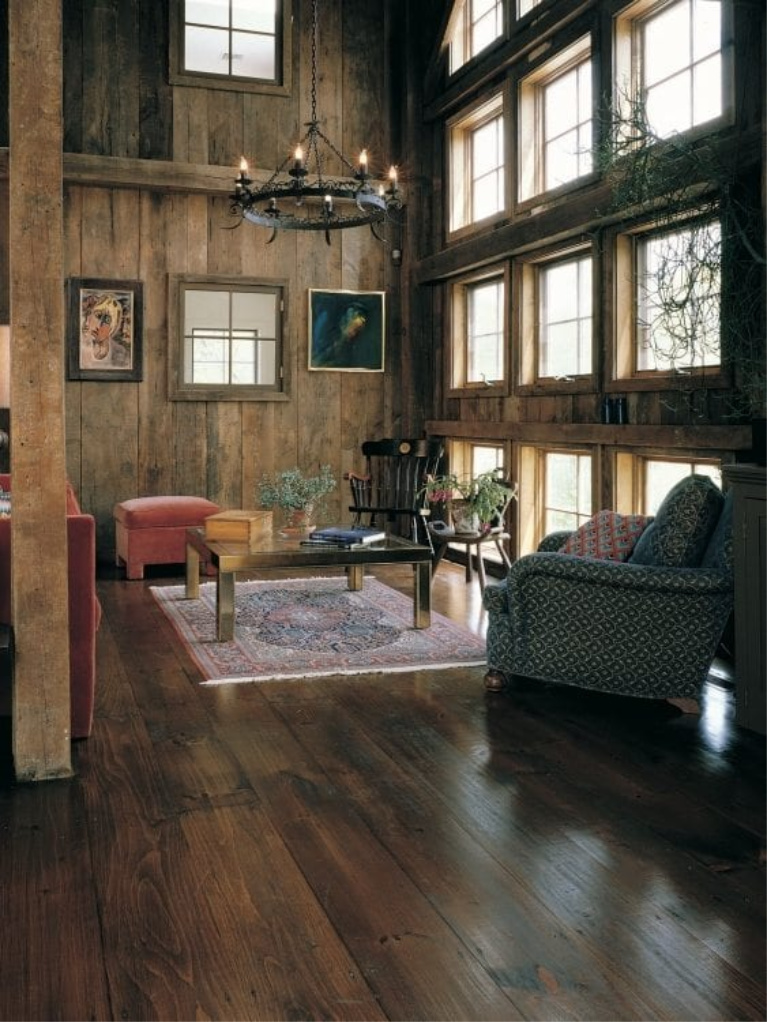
420, 470, 516, 534
258, 464, 337, 534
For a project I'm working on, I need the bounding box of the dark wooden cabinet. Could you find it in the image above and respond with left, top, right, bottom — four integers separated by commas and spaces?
724, 464, 767, 734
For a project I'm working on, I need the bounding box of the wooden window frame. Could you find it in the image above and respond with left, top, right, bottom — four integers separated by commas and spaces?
168, 274, 289, 402
448, 264, 510, 398
169, 0, 292, 96
613, 0, 734, 141
517, 34, 594, 206
609, 213, 729, 391
614, 449, 724, 515
447, 91, 508, 238
516, 242, 596, 395
448, 0, 505, 75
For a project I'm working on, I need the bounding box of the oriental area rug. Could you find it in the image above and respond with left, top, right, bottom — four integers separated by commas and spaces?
151, 575, 487, 685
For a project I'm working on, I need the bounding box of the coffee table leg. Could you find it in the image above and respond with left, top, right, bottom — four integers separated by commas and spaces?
347, 565, 363, 591
186, 542, 200, 599
414, 561, 431, 629
217, 570, 235, 641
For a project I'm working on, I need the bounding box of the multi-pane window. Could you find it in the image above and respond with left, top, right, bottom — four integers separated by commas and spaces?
518, 37, 592, 201
449, 94, 505, 233
449, 0, 504, 74
538, 254, 592, 379
451, 270, 506, 390
170, 278, 285, 400
615, 0, 724, 140
544, 451, 593, 533
636, 219, 721, 372
171, 0, 290, 92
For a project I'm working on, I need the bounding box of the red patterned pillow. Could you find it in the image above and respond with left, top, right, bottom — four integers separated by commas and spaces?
560, 510, 652, 562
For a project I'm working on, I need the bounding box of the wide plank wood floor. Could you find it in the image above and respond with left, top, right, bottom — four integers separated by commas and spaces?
0, 560, 764, 1022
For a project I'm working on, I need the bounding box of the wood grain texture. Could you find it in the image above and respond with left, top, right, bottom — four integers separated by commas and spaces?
0, 560, 762, 1020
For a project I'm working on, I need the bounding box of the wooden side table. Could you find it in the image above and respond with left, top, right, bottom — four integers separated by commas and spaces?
428, 524, 511, 593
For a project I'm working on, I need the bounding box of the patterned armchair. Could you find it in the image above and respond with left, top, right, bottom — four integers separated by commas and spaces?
483, 475, 734, 702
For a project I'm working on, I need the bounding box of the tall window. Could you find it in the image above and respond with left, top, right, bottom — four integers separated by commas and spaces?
538, 254, 592, 379
449, 0, 504, 74
171, 0, 291, 93
615, 0, 724, 139
518, 37, 592, 201
636, 219, 721, 372
170, 277, 286, 401
449, 94, 505, 233
451, 269, 507, 391
517, 0, 542, 16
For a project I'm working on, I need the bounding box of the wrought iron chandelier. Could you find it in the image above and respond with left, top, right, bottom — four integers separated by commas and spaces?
231, 0, 402, 244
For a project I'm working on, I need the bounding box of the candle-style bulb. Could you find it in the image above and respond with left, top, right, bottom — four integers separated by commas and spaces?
240, 156, 249, 175
388, 165, 398, 186
294, 145, 304, 164
359, 149, 368, 169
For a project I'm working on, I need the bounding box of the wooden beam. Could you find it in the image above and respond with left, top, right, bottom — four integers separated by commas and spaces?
426, 419, 753, 450
9, 0, 71, 780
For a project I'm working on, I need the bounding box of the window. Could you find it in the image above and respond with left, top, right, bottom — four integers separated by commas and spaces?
615, 452, 722, 515
518, 36, 592, 202
449, 93, 506, 234
614, 0, 725, 139
636, 219, 721, 372
450, 268, 507, 392
170, 0, 291, 94
169, 277, 286, 401
446, 441, 509, 564
518, 446, 594, 553
519, 250, 593, 386
449, 0, 504, 74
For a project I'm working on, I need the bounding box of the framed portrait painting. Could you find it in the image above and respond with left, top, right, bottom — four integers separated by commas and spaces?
67, 278, 143, 381
308, 289, 385, 372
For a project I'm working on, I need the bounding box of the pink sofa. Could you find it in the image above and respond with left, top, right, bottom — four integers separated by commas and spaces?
0, 474, 101, 738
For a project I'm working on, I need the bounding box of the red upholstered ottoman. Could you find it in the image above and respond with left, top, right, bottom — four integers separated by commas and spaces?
114, 495, 221, 580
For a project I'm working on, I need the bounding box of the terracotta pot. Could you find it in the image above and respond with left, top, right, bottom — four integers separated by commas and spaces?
451, 501, 480, 534
279, 506, 316, 537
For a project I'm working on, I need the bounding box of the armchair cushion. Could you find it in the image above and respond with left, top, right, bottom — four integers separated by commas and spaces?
559, 510, 651, 562
629, 474, 724, 568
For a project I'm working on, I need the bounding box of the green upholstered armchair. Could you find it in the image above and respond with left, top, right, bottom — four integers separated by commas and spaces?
483, 475, 734, 702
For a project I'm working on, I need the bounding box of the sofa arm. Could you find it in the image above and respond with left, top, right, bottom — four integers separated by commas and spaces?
537, 531, 573, 552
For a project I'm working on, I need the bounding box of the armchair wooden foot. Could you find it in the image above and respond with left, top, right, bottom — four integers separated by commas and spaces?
484, 669, 507, 692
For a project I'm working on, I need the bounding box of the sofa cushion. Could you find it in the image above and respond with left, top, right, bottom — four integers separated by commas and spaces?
114, 495, 220, 529
560, 510, 651, 562
629, 475, 724, 568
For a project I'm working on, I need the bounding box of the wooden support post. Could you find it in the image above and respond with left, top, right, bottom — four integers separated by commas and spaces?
9, 0, 71, 780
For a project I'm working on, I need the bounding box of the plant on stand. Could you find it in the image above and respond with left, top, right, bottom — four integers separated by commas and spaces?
420, 470, 516, 534
258, 464, 337, 536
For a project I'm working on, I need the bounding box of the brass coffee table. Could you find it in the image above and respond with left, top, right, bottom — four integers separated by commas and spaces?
185, 527, 432, 641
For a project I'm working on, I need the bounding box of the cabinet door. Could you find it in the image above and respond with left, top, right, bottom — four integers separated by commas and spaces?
731, 472, 767, 734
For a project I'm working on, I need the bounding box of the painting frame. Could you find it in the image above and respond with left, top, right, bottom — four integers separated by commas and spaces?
67, 277, 144, 382
308, 288, 385, 373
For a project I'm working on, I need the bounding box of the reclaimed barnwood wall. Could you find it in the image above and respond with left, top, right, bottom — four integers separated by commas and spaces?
1, 0, 422, 560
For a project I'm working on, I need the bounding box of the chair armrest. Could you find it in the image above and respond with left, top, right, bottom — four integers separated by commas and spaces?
513, 552, 733, 596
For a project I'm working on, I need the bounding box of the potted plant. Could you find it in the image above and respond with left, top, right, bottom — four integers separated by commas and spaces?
258, 464, 337, 535
420, 470, 516, 534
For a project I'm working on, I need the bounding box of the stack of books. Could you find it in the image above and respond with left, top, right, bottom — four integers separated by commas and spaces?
301, 525, 386, 548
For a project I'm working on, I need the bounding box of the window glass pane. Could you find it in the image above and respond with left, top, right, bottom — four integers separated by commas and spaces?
467, 280, 503, 382
539, 256, 591, 378
232, 290, 276, 336
187, 0, 229, 28
231, 333, 257, 384
637, 221, 721, 371
543, 59, 592, 190
186, 288, 229, 328
693, 53, 722, 123
185, 25, 229, 74
693, 0, 720, 60
191, 329, 227, 383
471, 444, 504, 477
233, 30, 275, 79
644, 458, 721, 514
545, 452, 591, 532
472, 117, 502, 175
233, 0, 276, 32
258, 339, 277, 383
646, 75, 692, 137
643, 3, 690, 83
